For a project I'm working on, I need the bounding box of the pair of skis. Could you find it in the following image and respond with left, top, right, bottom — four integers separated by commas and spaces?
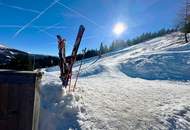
57, 25, 85, 89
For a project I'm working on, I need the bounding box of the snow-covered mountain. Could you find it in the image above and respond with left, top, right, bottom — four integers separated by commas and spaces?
0, 44, 59, 70
0, 44, 7, 48
0, 44, 28, 66
40, 32, 190, 130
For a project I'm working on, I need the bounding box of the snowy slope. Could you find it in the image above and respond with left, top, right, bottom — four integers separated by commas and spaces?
40, 32, 190, 130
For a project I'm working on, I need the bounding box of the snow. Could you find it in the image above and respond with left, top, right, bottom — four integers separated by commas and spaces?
39, 76, 87, 130
39, 32, 190, 130
120, 51, 190, 80
0, 44, 7, 48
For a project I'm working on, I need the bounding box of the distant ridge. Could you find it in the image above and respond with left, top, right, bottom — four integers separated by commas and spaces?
0, 44, 59, 70
0, 43, 7, 48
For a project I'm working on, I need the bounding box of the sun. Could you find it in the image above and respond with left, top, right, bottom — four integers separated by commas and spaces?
113, 22, 126, 36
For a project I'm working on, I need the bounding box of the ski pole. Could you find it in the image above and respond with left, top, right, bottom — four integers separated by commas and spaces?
73, 48, 86, 92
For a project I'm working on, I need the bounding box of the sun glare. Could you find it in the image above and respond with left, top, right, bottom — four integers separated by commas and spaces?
113, 22, 126, 36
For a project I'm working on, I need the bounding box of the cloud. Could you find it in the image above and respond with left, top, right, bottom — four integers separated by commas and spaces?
13, 0, 60, 38
0, 2, 40, 14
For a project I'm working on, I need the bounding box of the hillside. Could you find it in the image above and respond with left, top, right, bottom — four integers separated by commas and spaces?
40, 32, 190, 130
0, 44, 28, 66
0, 44, 59, 70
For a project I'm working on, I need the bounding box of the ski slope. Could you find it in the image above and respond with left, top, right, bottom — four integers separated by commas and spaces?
39, 32, 190, 130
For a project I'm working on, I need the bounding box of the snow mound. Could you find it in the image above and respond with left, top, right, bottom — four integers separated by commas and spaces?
39, 80, 87, 130
113, 33, 190, 81
120, 51, 190, 81
80, 65, 107, 77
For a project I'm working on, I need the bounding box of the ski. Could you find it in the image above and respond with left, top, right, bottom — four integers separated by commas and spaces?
57, 35, 67, 84
62, 25, 85, 88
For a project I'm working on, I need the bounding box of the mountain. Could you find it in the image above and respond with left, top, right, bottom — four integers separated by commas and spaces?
0, 44, 59, 70
40, 32, 190, 130
0, 44, 28, 66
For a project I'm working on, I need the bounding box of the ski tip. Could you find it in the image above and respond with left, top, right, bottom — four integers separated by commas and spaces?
57, 35, 61, 40
80, 25, 85, 30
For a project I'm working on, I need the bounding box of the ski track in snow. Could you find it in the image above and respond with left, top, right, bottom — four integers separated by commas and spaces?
40, 32, 190, 130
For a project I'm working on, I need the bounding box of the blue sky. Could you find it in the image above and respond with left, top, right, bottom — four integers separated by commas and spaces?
0, 0, 182, 56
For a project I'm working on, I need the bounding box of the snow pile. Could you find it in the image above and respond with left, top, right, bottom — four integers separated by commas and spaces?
120, 51, 190, 80
113, 33, 190, 81
39, 73, 88, 130
80, 64, 107, 77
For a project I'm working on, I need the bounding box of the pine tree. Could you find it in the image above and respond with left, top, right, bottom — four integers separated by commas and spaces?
99, 42, 104, 54
178, 0, 190, 43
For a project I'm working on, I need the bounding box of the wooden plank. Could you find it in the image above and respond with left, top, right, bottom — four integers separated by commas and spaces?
0, 71, 36, 84
0, 84, 9, 119
32, 78, 41, 130
0, 70, 41, 130
17, 84, 35, 130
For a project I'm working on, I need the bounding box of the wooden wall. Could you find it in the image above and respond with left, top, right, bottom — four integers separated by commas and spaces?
0, 70, 41, 130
